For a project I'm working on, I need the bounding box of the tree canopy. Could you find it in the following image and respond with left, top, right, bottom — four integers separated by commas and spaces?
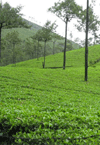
41, 20, 58, 42
0, 2, 30, 29
75, 6, 100, 32
48, 0, 83, 22
0, 2, 30, 62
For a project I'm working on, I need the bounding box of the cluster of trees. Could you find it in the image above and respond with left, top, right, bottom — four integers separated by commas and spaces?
1, 27, 75, 66
31, 21, 62, 68
1, 31, 22, 65
1, 29, 64, 66
0, 2, 77, 66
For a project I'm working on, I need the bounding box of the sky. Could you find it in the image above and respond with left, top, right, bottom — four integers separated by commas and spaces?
1, 0, 100, 41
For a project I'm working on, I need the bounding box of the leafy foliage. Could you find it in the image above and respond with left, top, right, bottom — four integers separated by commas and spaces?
0, 3, 30, 29
41, 21, 58, 42
5, 31, 21, 44
76, 6, 100, 32
48, 0, 83, 22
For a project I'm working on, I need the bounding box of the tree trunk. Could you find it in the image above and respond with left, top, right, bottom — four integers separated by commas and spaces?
43, 40, 46, 68
63, 17, 68, 69
32, 52, 34, 59
0, 2, 2, 64
85, 0, 89, 81
13, 43, 15, 64
53, 41, 55, 55
93, 32, 96, 45
37, 40, 39, 60
34, 46, 36, 58
0, 26, 2, 65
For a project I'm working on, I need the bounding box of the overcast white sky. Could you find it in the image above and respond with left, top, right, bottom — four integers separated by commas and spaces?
1, 0, 100, 41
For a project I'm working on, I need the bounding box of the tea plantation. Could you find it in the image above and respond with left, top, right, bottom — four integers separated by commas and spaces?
0, 45, 100, 144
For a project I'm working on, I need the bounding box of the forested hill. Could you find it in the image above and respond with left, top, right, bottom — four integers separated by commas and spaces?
2, 18, 42, 40
1, 18, 81, 66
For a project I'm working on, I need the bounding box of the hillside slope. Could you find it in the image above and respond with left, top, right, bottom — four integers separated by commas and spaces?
2, 19, 42, 40
8, 44, 100, 68
2, 18, 80, 49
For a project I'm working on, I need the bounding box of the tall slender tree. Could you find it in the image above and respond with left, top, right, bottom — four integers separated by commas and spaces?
31, 29, 43, 60
48, 0, 83, 69
69, 31, 73, 50
42, 21, 57, 68
25, 38, 37, 59
85, 0, 89, 81
5, 31, 21, 64
51, 33, 62, 55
